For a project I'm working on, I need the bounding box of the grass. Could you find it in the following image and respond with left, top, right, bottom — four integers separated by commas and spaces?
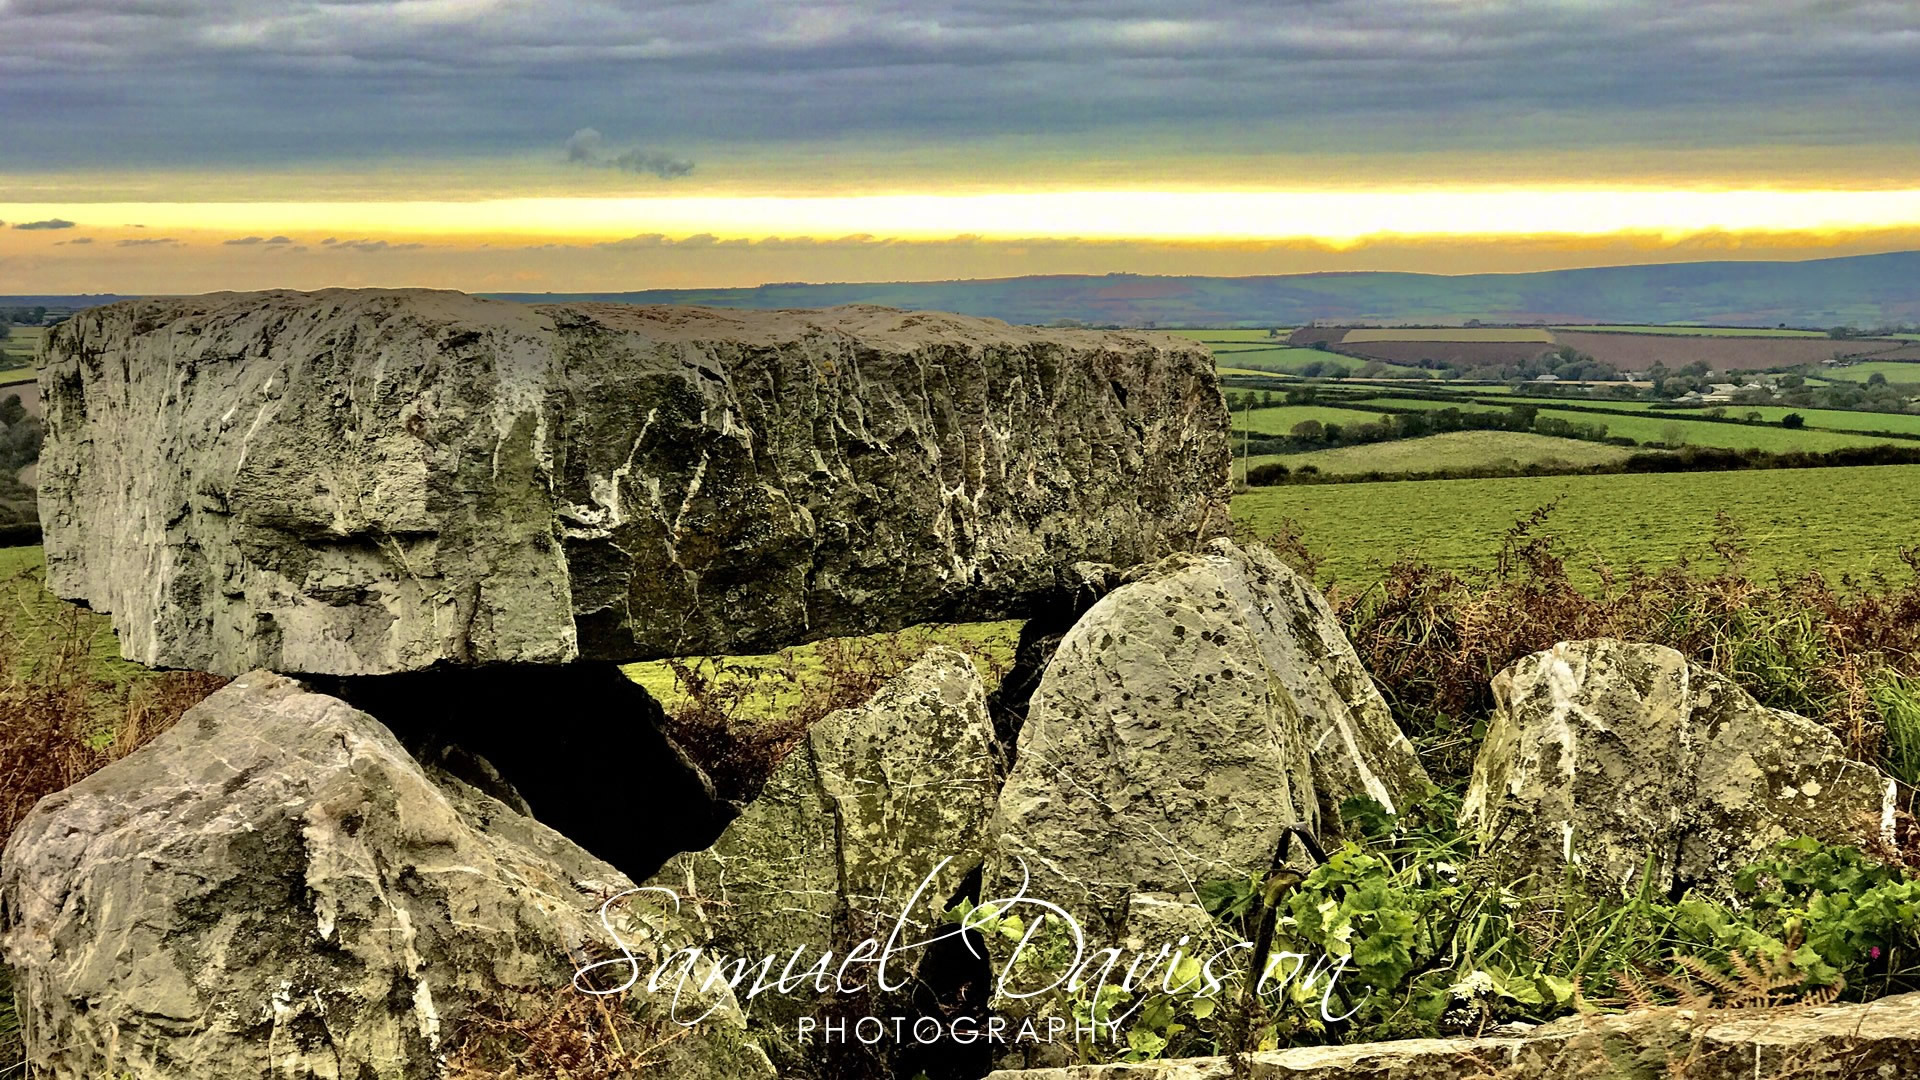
623, 620, 1019, 717
1246, 430, 1641, 477
1555, 325, 1833, 338
1362, 397, 1907, 452
1233, 404, 1392, 435
1163, 329, 1289, 344
1342, 328, 1555, 343
0, 326, 40, 372
0, 368, 33, 387
1819, 361, 1920, 384
1233, 463, 1920, 587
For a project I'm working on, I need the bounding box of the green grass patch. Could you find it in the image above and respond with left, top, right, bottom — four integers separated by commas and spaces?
1164, 328, 1290, 344
1247, 431, 1641, 477
1233, 404, 1391, 436
1233, 464, 1920, 586
1359, 397, 1906, 452
1819, 361, 1920, 384
623, 620, 1021, 718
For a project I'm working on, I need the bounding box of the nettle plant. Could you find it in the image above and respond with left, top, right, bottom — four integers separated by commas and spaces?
953, 795, 1920, 1066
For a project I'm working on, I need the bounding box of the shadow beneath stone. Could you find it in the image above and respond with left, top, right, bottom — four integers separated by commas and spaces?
311, 662, 733, 881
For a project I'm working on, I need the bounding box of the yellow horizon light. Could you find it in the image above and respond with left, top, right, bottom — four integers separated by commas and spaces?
7, 188, 1920, 244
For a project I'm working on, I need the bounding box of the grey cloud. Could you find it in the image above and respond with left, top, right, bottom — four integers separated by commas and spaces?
223, 235, 265, 245
328, 239, 425, 252
1, 2, 1916, 168
14, 219, 76, 230
58, 237, 95, 245
564, 128, 694, 179
117, 237, 180, 246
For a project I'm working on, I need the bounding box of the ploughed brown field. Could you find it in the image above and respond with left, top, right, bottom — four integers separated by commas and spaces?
1, 382, 40, 418
1288, 324, 1910, 373
1548, 330, 1903, 372
1321, 339, 1557, 367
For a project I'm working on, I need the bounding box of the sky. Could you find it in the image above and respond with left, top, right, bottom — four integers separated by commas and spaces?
3, 0, 1920, 293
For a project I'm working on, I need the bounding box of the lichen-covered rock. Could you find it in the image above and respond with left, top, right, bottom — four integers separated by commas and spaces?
981, 990, 1920, 1078
1461, 639, 1891, 895
0, 671, 771, 1080
647, 648, 998, 1019
38, 290, 1230, 675
988, 539, 1428, 944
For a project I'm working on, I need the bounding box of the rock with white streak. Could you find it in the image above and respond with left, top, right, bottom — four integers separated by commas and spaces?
988, 538, 1429, 946
1460, 639, 1891, 895
0, 671, 772, 1080
37, 290, 1230, 675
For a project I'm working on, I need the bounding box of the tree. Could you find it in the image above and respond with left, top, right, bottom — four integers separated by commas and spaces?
1781, 413, 1806, 429
1290, 420, 1324, 440
1868, 372, 1888, 387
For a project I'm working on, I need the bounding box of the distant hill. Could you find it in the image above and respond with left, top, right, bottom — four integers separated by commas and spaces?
10, 250, 1920, 327
485, 251, 1920, 328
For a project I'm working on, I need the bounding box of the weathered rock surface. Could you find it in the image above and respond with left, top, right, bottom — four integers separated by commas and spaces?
38, 290, 1230, 675
1461, 640, 1891, 895
988, 539, 1428, 944
0, 671, 771, 1079
982, 991, 1920, 1078
648, 648, 998, 1004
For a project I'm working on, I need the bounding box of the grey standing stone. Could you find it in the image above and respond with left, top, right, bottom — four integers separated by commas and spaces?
988, 539, 1429, 946
1460, 639, 1891, 895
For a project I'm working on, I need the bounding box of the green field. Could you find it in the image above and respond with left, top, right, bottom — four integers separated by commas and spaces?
1234, 464, 1920, 585
1556, 325, 1831, 338
1819, 362, 1920, 384
1343, 328, 1555, 343
1165, 329, 1289, 344
1245, 430, 1641, 477
0, 368, 33, 387
1234, 404, 1392, 435
1373, 395, 1920, 437
1360, 397, 1906, 452
0, 327, 39, 372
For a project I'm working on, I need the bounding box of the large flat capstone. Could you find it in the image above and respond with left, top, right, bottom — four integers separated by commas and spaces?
37, 290, 1230, 675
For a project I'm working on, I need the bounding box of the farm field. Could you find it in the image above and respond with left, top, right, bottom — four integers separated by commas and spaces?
1361, 397, 1905, 452
1556, 325, 1830, 338
1215, 346, 1426, 376
1, 327, 39, 372
1244, 430, 1639, 477
1341, 328, 1554, 343
1550, 330, 1899, 373
1820, 361, 1920, 384
1234, 464, 1920, 586
1235, 404, 1389, 435
0, 368, 34, 387
1385, 395, 1920, 437
1165, 328, 1289, 344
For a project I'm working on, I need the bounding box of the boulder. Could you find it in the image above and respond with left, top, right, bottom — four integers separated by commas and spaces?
647, 648, 998, 1009
988, 539, 1429, 946
0, 671, 772, 1079
1460, 640, 1892, 895
980, 990, 1920, 1078
37, 290, 1230, 675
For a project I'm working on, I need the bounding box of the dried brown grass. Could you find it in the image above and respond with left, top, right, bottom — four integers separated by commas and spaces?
0, 602, 226, 857
1313, 507, 1920, 788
